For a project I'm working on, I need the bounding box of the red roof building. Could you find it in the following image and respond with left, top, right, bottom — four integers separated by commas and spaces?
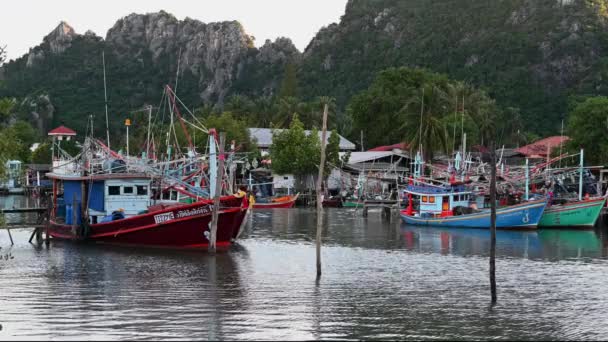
368, 142, 409, 152
48, 125, 76, 141
515, 136, 570, 158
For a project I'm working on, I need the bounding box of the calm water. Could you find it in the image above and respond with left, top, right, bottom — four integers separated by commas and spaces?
2, 196, 608, 340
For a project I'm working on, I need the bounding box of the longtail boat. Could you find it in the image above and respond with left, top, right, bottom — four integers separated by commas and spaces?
400, 183, 547, 229
252, 193, 299, 209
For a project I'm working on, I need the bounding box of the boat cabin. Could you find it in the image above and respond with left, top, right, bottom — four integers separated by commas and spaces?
49, 173, 153, 225
404, 184, 474, 217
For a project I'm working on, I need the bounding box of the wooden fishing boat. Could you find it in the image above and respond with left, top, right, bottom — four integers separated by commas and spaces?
47, 172, 248, 249
322, 197, 343, 208
252, 193, 299, 209
538, 197, 606, 228
400, 183, 547, 230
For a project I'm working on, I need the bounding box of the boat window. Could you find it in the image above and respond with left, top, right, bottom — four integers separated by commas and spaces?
108, 186, 120, 195
171, 191, 178, 201
123, 186, 134, 194
422, 196, 428, 203
429, 196, 435, 203
162, 192, 170, 200
137, 185, 148, 196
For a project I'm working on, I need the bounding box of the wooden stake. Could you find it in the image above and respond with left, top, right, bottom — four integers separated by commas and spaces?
316, 103, 329, 278
209, 132, 225, 252
490, 142, 497, 305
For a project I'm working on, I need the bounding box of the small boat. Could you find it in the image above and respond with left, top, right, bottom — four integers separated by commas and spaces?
400, 183, 547, 229
252, 193, 299, 209
538, 197, 606, 228
322, 196, 343, 208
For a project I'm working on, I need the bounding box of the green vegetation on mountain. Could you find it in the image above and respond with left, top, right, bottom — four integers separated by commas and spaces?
3, 1, 608, 154
300, 0, 608, 136
566, 96, 608, 165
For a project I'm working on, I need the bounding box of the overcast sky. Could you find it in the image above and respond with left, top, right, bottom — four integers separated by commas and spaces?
2, 0, 348, 61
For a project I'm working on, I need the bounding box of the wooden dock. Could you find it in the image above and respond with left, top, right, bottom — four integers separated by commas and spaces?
362, 199, 401, 217
1, 206, 50, 246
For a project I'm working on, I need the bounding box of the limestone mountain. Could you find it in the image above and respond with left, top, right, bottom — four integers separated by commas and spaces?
3, 1, 608, 137
0, 11, 299, 135
299, 0, 608, 133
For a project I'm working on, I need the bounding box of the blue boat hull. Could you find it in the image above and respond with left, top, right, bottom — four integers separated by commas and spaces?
400, 200, 547, 229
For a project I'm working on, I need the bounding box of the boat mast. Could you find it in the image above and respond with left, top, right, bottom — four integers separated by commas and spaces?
102, 51, 111, 150
579, 148, 584, 201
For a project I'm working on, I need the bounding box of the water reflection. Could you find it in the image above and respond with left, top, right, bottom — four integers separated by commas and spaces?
400, 225, 608, 260
3, 206, 608, 340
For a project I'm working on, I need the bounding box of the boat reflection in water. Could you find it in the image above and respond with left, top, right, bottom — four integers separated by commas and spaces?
400, 224, 608, 260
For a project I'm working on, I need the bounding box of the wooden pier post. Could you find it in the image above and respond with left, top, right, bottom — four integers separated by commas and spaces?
209, 132, 225, 253
45, 199, 51, 246
316, 103, 329, 278
490, 143, 497, 305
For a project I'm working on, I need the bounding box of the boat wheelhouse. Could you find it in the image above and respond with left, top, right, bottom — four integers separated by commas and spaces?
401, 183, 547, 230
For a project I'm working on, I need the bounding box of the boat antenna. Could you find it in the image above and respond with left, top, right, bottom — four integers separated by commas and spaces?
102, 51, 111, 150
174, 47, 182, 94
559, 119, 564, 169
418, 86, 425, 158
452, 89, 458, 155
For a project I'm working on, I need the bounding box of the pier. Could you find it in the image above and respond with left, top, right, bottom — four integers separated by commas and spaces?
362, 199, 401, 217
0, 206, 50, 246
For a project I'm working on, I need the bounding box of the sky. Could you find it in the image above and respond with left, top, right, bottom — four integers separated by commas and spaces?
1, 0, 348, 61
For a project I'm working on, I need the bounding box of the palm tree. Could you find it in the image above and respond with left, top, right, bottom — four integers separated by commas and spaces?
399, 83, 450, 162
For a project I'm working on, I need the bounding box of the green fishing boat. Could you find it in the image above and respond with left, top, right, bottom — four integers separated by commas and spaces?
342, 200, 363, 208
538, 197, 606, 228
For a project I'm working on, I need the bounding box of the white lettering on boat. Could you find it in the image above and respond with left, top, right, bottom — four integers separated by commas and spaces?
176, 206, 211, 219
154, 212, 175, 224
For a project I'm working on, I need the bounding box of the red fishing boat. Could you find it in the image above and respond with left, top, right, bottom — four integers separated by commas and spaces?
252, 193, 299, 208
47, 172, 248, 250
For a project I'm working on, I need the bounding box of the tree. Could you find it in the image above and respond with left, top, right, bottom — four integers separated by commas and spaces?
32, 142, 52, 164
279, 61, 298, 98
325, 129, 341, 175
567, 96, 608, 165
203, 112, 255, 152
348, 67, 449, 152
269, 114, 319, 176
0, 97, 16, 125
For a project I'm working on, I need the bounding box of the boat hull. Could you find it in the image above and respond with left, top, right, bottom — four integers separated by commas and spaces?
342, 201, 363, 208
49, 200, 248, 250
538, 198, 606, 228
400, 200, 547, 229
253, 194, 298, 209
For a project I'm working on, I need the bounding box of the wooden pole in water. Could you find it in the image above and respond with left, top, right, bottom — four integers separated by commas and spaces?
490, 142, 497, 304
209, 132, 225, 252
316, 103, 329, 278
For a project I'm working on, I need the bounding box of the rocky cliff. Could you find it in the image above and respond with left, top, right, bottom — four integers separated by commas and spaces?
3, 1, 608, 135
0, 11, 299, 134
300, 0, 608, 132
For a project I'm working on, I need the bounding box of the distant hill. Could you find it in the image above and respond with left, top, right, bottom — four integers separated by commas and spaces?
2, 1, 608, 136
299, 0, 608, 133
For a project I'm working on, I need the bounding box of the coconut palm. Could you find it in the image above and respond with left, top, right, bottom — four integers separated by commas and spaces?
399, 83, 450, 162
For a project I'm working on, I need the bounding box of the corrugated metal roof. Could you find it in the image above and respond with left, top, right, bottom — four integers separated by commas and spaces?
339, 151, 410, 164
248, 128, 356, 150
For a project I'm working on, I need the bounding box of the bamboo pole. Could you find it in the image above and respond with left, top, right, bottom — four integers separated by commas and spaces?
490, 142, 497, 305
316, 103, 329, 278
209, 132, 225, 252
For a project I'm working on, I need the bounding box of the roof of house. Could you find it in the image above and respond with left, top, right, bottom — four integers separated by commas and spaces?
248, 128, 356, 150
516, 136, 570, 158
48, 125, 76, 136
339, 151, 410, 164
368, 142, 409, 152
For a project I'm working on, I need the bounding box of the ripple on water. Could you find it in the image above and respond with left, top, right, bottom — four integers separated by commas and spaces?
1, 206, 608, 340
